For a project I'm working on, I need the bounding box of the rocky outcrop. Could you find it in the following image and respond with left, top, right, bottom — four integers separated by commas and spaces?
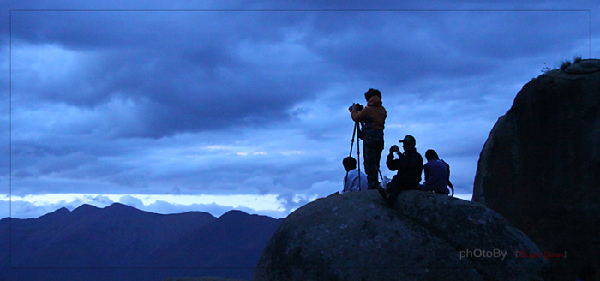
473, 59, 600, 280
564, 59, 600, 74
254, 190, 548, 281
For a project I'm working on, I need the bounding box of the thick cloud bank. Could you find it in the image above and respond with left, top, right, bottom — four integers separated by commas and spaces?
1, 0, 598, 216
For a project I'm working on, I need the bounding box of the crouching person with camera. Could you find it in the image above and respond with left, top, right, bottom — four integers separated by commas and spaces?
378, 135, 424, 206
350, 88, 387, 190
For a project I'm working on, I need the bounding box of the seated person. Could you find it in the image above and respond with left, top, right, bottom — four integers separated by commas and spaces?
418, 149, 451, 195
378, 135, 423, 205
342, 157, 369, 193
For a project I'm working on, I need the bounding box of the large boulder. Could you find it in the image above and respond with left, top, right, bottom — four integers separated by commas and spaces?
254, 190, 547, 281
473, 59, 600, 280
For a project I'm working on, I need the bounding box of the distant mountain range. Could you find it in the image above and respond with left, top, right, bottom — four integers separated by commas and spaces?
0, 203, 284, 281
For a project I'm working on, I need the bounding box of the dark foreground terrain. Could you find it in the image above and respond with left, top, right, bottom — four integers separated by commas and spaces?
0, 203, 283, 281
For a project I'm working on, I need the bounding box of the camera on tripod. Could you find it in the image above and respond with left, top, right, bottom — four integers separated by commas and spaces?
349, 103, 364, 112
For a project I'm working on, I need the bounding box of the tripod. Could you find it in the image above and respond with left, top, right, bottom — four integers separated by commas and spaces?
344, 122, 363, 192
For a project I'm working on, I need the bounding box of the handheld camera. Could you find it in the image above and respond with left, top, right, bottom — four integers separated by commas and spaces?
349, 103, 364, 112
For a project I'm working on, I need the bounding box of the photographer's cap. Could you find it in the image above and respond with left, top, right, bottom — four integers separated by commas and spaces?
364, 88, 381, 99
399, 135, 416, 147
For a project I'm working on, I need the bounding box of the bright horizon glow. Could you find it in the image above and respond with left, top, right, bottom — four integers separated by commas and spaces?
1, 192, 473, 219
0, 193, 319, 219
453, 193, 472, 201
9, 193, 286, 210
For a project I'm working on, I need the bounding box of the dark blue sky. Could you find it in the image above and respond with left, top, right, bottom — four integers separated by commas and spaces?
1, 0, 599, 218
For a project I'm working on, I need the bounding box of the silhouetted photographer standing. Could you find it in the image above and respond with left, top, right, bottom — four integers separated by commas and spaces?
350, 88, 387, 190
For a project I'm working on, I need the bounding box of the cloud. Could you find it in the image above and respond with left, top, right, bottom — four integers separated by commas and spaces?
3, 1, 599, 207
0, 198, 83, 219
90, 194, 114, 206
276, 193, 314, 213
118, 194, 145, 208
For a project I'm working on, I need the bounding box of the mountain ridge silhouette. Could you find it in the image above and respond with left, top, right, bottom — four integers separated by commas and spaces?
0, 203, 283, 281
